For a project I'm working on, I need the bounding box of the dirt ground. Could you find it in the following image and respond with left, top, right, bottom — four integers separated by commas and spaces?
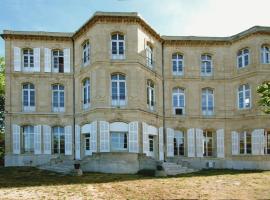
0, 167, 269, 200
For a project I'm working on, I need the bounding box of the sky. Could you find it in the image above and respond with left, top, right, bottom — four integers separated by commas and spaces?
0, 0, 270, 57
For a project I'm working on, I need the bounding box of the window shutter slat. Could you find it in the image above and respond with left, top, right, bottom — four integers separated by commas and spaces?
166, 128, 174, 157
259, 129, 265, 155
34, 48, 40, 72
129, 121, 139, 153
217, 129, 225, 158
75, 125, 80, 159
91, 121, 97, 153
14, 47, 21, 72
159, 127, 164, 161
64, 48, 70, 73
231, 131, 239, 155
187, 128, 195, 157
252, 130, 259, 155
196, 128, 203, 157
12, 124, 20, 154
99, 121, 110, 152
142, 122, 149, 156
34, 125, 42, 154
44, 48, 51, 72
64, 125, 72, 155
43, 125, 51, 154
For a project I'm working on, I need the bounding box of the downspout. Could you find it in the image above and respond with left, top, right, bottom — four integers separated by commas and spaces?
72, 38, 76, 160
161, 40, 166, 161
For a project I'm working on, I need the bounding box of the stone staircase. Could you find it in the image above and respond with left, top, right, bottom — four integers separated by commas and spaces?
161, 162, 198, 176
38, 159, 75, 175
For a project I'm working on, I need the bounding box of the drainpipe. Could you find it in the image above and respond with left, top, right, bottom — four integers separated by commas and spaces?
161, 41, 166, 162
72, 38, 76, 161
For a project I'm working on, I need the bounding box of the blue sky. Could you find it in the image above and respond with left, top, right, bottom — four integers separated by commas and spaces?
0, 0, 270, 57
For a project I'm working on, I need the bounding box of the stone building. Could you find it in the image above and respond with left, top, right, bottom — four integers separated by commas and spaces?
1, 12, 270, 173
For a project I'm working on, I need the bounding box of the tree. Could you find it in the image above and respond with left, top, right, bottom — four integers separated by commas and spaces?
257, 82, 270, 114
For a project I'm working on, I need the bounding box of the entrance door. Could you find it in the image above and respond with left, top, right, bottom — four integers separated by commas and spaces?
85, 133, 91, 156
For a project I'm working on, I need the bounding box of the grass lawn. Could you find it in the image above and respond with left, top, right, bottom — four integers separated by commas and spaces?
0, 167, 269, 199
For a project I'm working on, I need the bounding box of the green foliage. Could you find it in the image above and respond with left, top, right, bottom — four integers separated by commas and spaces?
257, 82, 270, 114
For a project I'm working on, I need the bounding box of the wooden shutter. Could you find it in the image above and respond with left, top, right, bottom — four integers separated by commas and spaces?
195, 128, 203, 157
43, 125, 51, 154
75, 125, 81, 159
99, 121, 110, 152
231, 131, 239, 155
34, 125, 42, 154
252, 130, 260, 155
129, 121, 139, 153
12, 124, 20, 154
216, 129, 225, 158
258, 129, 265, 155
44, 48, 51, 72
64, 48, 70, 73
14, 47, 21, 72
142, 122, 149, 156
187, 128, 195, 157
166, 128, 174, 157
64, 125, 72, 155
34, 48, 40, 72
159, 127, 164, 161
91, 121, 97, 152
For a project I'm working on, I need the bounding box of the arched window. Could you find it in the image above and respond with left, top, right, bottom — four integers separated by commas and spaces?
261, 45, 270, 64
111, 33, 125, 59
201, 54, 212, 76
52, 126, 65, 154
172, 88, 185, 115
82, 78, 90, 109
82, 41, 90, 66
23, 125, 34, 153
202, 88, 214, 115
237, 48, 249, 68
146, 43, 153, 68
147, 80, 155, 111
52, 84, 65, 112
22, 83, 35, 112
111, 74, 126, 106
23, 48, 34, 70
238, 84, 251, 109
52, 49, 64, 73
172, 53, 184, 75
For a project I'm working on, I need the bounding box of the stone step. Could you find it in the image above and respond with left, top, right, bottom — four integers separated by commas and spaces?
161, 162, 197, 176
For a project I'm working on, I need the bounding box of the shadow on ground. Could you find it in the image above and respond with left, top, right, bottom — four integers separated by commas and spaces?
0, 167, 265, 188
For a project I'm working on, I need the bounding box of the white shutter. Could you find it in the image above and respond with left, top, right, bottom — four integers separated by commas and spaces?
158, 127, 164, 161
44, 48, 51, 72
64, 125, 72, 155
187, 128, 195, 157
100, 121, 110, 152
252, 130, 260, 155
33, 48, 40, 72
12, 124, 20, 154
166, 128, 174, 157
231, 131, 239, 155
216, 129, 225, 158
195, 128, 203, 157
91, 121, 97, 152
14, 47, 21, 72
64, 48, 70, 73
34, 125, 42, 154
43, 125, 51, 155
129, 121, 139, 153
258, 129, 265, 155
75, 125, 81, 159
142, 122, 149, 156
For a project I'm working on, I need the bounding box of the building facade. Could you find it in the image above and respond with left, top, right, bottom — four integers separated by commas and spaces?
1, 12, 270, 173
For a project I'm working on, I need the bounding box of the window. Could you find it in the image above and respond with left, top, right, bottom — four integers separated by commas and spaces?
149, 135, 154, 152
53, 126, 65, 154
82, 41, 90, 65
172, 88, 185, 115
82, 79, 90, 109
238, 84, 251, 109
52, 84, 65, 112
261, 45, 270, 64
111, 33, 125, 59
174, 131, 185, 156
111, 132, 127, 151
23, 49, 34, 71
172, 53, 184, 75
23, 125, 34, 153
237, 48, 249, 68
22, 83, 35, 112
146, 44, 153, 68
52, 50, 64, 73
202, 88, 214, 116
239, 131, 252, 155
203, 130, 213, 157
147, 80, 155, 111
85, 133, 91, 151
201, 54, 212, 76
111, 74, 126, 106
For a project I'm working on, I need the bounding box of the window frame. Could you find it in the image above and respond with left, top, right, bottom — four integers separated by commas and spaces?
202, 88, 214, 116
203, 130, 213, 157
52, 49, 64, 73
174, 131, 185, 156
261, 45, 270, 64
52, 84, 65, 112
239, 131, 252, 155
110, 132, 128, 151
147, 80, 155, 111
23, 125, 35, 153
53, 126, 65, 154
172, 53, 184, 76
22, 83, 35, 112
201, 54, 213, 76
111, 74, 126, 107
237, 84, 251, 110
82, 41, 90, 66
111, 33, 125, 60
22, 48, 34, 71
82, 78, 90, 110
146, 43, 154, 68
237, 48, 250, 68
172, 88, 185, 115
